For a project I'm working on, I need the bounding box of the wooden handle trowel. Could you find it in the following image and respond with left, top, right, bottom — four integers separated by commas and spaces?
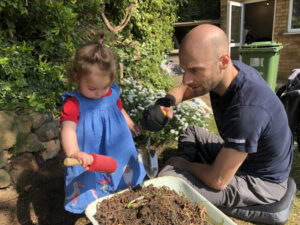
64, 153, 117, 174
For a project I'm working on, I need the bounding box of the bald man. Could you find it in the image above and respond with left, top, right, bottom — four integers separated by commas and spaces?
157, 24, 293, 208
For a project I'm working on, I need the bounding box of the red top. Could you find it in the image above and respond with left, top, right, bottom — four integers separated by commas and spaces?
60, 88, 123, 124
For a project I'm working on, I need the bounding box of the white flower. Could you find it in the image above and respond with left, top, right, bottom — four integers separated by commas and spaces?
181, 123, 188, 130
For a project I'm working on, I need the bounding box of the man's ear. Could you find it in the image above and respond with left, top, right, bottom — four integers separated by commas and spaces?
219, 53, 231, 70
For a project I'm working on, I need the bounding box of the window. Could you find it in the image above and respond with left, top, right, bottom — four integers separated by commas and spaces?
288, 0, 300, 33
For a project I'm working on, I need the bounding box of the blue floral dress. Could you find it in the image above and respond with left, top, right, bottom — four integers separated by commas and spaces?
63, 83, 146, 213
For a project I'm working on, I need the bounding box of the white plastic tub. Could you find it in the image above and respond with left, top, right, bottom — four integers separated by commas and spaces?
85, 176, 237, 225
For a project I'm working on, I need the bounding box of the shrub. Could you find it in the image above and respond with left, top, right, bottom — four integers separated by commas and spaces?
0, 41, 70, 113
0, 0, 183, 113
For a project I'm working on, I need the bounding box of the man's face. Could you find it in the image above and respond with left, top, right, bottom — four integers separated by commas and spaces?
179, 46, 221, 96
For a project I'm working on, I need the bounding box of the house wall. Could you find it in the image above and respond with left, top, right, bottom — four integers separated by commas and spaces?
220, 0, 300, 81
273, 0, 300, 80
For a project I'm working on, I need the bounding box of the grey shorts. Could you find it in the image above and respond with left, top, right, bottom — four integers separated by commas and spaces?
158, 125, 288, 208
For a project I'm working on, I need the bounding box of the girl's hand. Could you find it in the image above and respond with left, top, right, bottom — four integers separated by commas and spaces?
73, 152, 94, 170
121, 108, 142, 137
130, 124, 143, 137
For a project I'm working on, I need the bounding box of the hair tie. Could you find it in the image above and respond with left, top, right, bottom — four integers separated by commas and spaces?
99, 39, 103, 45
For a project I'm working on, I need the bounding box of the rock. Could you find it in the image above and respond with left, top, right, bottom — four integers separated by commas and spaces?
0, 188, 18, 202
9, 153, 39, 185
0, 150, 8, 168
34, 121, 59, 142
0, 111, 18, 150
15, 115, 32, 133
40, 139, 61, 161
0, 169, 11, 188
31, 113, 49, 129
18, 133, 45, 153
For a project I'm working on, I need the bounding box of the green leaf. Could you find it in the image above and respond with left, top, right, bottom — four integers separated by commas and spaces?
0, 57, 9, 64
15, 78, 28, 87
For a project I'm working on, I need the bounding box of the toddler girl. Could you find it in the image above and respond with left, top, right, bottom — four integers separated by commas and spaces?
60, 37, 146, 213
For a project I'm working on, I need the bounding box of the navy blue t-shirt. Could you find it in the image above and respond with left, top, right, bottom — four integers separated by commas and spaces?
210, 60, 294, 183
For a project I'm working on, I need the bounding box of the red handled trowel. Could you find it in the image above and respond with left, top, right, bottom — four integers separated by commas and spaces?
141, 105, 169, 179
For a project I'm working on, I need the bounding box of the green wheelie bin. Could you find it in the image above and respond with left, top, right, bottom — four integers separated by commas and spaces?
239, 41, 283, 91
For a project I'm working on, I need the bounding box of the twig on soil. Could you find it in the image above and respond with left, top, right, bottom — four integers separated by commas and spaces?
126, 195, 145, 208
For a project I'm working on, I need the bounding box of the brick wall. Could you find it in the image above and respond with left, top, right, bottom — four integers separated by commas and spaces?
273, 0, 300, 80
220, 0, 300, 80
220, 0, 228, 32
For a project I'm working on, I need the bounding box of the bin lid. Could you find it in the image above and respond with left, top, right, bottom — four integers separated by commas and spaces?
241, 41, 282, 48
239, 41, 283, 53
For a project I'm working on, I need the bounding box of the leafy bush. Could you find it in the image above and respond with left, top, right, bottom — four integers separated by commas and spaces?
0, 41, 68, 112
0, 0, 80, 63
108, 0, 181, 90
120, 77, 211, 143
0, 0, 183, 113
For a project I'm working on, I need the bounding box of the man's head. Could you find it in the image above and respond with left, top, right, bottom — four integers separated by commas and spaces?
179, 24, 235, 96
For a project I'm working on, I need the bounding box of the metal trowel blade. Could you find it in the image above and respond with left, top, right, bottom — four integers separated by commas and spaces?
142, 149, 158, 179
142, 134, 159, 179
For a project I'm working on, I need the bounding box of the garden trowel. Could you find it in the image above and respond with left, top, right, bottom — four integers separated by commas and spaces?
141, 104, 169, 179
142, 131, 158, 179
64, 153, 117, 173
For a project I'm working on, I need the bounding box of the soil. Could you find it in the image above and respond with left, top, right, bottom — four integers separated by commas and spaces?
95, 184, 209, 225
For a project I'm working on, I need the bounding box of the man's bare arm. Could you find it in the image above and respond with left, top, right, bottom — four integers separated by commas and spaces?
167, 85, 199, 105
166, 147, 248, 190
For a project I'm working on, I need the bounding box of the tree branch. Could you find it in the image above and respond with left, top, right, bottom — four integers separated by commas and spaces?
101, 3, 135, 34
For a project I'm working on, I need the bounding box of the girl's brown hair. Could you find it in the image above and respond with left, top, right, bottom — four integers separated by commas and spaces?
71, 34, 116, 82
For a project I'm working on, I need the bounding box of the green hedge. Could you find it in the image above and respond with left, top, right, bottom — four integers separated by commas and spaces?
0, 0, 183, 113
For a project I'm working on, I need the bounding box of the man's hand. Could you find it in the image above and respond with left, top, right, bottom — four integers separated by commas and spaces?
160, 106, 173, 119
141, 104, 169, 132
155, 94, 176, 107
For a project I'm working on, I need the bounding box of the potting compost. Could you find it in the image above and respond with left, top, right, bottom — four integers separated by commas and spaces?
94, 184, 209, 225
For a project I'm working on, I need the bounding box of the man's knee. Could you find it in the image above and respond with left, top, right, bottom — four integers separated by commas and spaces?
179, 125, 203, 141
158, 165, 184, 178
